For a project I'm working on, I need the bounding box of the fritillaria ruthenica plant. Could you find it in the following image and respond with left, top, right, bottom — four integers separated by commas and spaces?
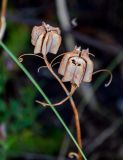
19, 22, 112, 160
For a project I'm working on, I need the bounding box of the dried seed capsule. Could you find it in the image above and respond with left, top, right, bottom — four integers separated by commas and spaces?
58, 47, 80, 75
58, 47, 94, 86
31, 22, 61, 55
62, 56, 86, 87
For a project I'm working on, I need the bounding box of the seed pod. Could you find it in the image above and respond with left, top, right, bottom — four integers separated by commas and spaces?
58, 47, 94, 87
62, 56, 86, 87
58, 46, 80, 75
31, 22, 61, 55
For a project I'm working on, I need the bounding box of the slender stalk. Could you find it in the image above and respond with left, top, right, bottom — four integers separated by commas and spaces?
43, 55, 82, 160
1, 0, 7, 17
0, 0, 7, 40
0, 41, 87, 160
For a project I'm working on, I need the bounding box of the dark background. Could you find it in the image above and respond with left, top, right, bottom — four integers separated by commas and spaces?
0, 0, 123, 160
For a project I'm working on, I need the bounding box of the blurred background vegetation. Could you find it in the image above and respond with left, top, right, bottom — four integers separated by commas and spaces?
0, 0, 123, 160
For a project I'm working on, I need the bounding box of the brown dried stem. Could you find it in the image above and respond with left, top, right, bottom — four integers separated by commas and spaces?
0, 0, 7, 39
42, 54, 82, 160
1, 0, 7, 17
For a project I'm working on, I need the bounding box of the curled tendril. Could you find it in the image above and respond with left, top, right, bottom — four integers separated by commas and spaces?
50, 53, 66, 66
36, 94, 71, 107
37, 65, 47, 72
36, 84, 77, 107
88, 53, 95, 57
93, 69, 112, 87
38, 62, 60, 73
18, 53, 44, 63
52, 61, 60, 68
68, 152, 79, 159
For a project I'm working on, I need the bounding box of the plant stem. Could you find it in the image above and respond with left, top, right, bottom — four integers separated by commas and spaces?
0, 0, 7, 40
43, 55, 82, 160
0, 41, 87, 160
1, 0, 7, 18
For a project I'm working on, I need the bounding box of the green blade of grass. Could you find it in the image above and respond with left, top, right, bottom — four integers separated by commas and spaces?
0, 41, 87, 160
